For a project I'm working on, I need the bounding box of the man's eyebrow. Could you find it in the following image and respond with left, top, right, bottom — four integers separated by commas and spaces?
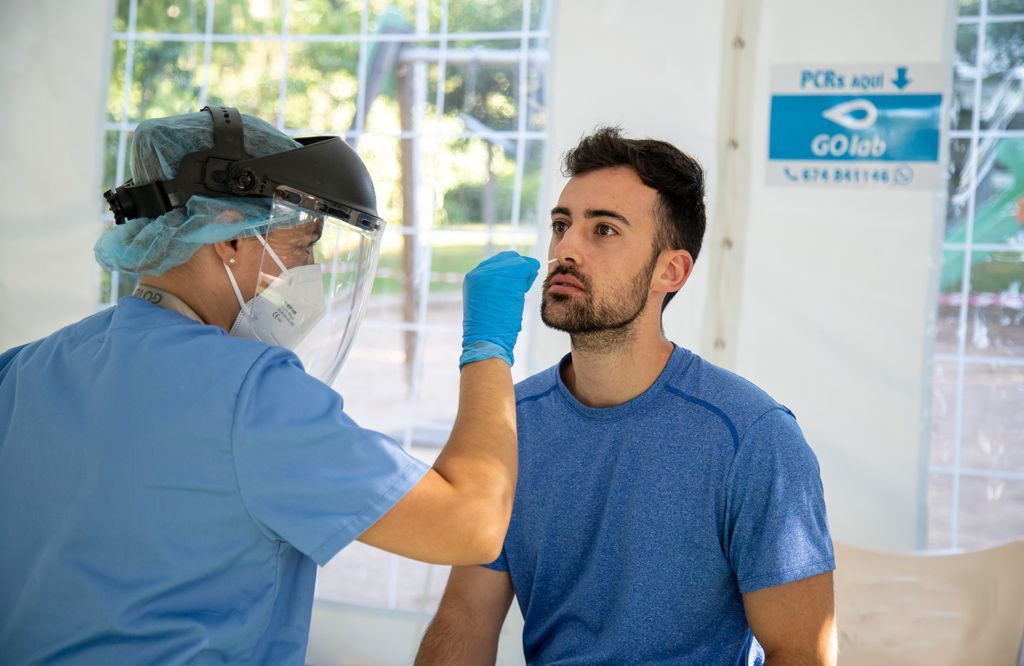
585, 208, 630, 226
550, 207, 631, 226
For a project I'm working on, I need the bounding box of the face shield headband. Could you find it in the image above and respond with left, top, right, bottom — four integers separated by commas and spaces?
104, 106, 386, 386
103, 106, 384, 236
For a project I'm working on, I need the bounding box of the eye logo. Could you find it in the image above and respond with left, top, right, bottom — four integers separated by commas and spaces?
822, 99, 877, 131
812, 98, 886, 158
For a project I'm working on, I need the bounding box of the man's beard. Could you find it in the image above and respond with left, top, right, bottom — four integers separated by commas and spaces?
540, 253, 657, 350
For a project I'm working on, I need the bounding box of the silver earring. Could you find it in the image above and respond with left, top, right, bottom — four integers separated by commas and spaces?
228, 258, 236, 265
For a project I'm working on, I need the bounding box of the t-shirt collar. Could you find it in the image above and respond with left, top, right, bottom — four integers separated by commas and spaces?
553, 344, 689, 420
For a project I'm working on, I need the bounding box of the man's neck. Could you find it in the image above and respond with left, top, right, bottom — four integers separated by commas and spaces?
562, 311, 675, 408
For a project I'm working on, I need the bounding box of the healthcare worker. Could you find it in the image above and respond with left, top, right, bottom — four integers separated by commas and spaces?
0, 106, 539, 664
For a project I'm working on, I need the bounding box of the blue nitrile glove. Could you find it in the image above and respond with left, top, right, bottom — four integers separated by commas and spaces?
460, 250, 541, 368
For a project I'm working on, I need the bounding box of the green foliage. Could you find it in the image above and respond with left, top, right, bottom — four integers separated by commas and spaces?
441, 149, 542, 226
115, 0, 207, 34
100, 256, 140, 302
286, 43, 360, 131
103, 0, 550, 301
968, 253, 1024, 293
989, 0, 1024, 15
984, 21, 1024, 74
291, 0, 361, 34
109, 0, 542, 132
363, 0, 528, 34
959, 0, 980, 16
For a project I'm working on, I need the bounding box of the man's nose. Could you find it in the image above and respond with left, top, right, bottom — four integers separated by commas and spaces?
553, 227, 582, 266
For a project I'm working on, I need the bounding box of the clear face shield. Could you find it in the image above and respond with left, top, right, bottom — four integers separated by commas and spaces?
226, 185, 385, 385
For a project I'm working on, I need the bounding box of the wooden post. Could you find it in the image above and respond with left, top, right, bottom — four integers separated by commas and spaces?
397, 61, 418, 394
484, 142, 497, 256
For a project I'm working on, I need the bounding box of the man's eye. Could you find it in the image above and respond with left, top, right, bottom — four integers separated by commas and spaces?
597, 224, 618, 237
551, 220, 568, 234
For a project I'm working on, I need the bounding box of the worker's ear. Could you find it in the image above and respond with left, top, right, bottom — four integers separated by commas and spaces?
212, 239, 240, 265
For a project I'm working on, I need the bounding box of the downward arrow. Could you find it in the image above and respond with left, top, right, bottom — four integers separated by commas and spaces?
892, 66, 911, 90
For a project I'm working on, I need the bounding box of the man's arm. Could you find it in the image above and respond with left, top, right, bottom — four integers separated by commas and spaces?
358, 358, 517, 565
415, 565, 515, 665
742, 572, 837, 665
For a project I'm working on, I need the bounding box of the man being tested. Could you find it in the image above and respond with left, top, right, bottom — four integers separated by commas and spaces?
417, 128, 837, 665
0, 107, 539, 664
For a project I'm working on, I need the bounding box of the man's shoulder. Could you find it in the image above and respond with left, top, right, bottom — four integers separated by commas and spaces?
513, 362, 561, 405
664, 349, 794, 442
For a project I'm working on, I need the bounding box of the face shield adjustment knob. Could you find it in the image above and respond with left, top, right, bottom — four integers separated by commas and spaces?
228, 168, 257, 194
103, 188, 130, 225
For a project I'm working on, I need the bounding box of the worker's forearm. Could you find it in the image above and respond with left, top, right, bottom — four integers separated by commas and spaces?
432, 358, 517, 544
415, 611, 501, 666
434, 357, 517, 495
764, 648, 836, 666
356, 358, 516, 565
441, 357, 517, 480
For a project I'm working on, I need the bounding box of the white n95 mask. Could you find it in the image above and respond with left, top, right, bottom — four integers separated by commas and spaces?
220, 186, 386, 386
224, 233, 326, 350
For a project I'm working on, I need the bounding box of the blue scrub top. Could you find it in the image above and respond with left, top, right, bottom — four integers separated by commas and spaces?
0, 297, 429, 664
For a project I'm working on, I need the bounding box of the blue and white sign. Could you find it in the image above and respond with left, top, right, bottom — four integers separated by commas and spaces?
768, 63, 945, 189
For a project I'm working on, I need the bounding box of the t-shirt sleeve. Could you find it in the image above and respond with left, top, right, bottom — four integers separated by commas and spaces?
481, 547, 509, 572
726, 407, 835, 594
230, 348, 430, 566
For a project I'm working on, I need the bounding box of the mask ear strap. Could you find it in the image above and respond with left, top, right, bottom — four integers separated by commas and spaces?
222, 262, 249, 314
253, 232, 289, 273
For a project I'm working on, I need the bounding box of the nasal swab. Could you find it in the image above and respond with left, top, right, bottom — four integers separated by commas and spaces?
545, 258, 558, 265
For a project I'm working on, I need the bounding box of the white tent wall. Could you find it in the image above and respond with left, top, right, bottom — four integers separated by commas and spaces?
526, 0, 727, 370
728, 0, 956, 550
0, 0, 962, 661
0, 0, 111, 351
0, 0, 959, 552
528, 0, 956, 551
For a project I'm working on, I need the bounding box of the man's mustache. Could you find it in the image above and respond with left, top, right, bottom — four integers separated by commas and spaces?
543, 265, 590, 291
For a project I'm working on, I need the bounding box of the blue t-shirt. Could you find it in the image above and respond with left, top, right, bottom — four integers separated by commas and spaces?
0, 296, 429, 665
486, 346, 834, 665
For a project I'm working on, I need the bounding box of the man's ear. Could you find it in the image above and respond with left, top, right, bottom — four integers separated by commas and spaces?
653, 249, 694, 297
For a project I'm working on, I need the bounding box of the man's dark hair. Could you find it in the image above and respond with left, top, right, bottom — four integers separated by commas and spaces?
561, 126, 706, 310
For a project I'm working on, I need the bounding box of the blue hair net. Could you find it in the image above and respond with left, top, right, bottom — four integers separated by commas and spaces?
95, 111, 302, 276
